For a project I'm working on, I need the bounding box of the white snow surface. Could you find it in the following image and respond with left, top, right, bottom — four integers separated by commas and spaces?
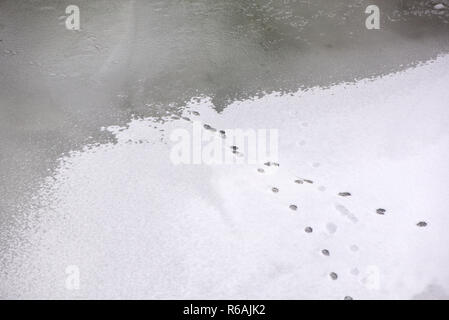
1, 55, 449, 300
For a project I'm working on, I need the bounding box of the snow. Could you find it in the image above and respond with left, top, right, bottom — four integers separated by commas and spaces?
1, 55, 449, 299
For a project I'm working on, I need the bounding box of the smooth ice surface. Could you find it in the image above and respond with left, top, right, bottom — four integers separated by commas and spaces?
1, 55, 449, 299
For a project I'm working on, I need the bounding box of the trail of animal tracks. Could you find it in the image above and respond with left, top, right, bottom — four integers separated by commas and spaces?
1, 54, 449, 299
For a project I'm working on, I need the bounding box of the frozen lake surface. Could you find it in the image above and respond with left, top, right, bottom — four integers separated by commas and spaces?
0, 0, 449, 299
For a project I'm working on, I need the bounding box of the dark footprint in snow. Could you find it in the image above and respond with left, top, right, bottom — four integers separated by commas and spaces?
305, 226, 313, 233
219, 130, 226, 138
295, 179, 313, 184
338, 192, 351, 197
289, 205, 298, 211
417, 221, 428, 227
257, 168, 265, 173
182, 116, 191, 122
329, 272, 338, 280
264, 161, 280, 167
272, 187, 279, 193
321, 249, 330, 256
344, 296, 354, 300
230, 146, 240, 155
191, 111, 200, 116
203, 124, 217, 132
376, 208, 386, 215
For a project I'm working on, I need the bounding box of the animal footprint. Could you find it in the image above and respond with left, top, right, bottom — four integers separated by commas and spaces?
338, 192, 351, 197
